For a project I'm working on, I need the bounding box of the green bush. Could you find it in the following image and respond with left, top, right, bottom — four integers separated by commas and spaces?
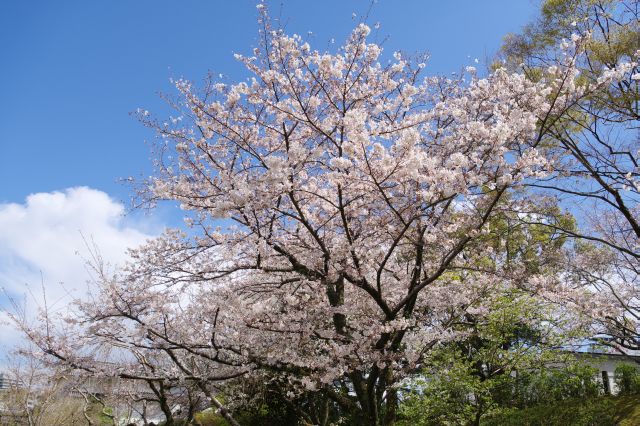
514, 363, 601, 407
193, 408, 229, 426
614, 364, 640, 395
482, 397, 617, 426
397, 361, 608, 425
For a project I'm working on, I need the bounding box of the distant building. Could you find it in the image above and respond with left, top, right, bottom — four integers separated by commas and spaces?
0, 373, 19, 391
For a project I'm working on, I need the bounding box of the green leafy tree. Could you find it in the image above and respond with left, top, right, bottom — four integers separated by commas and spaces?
497, 0, 640, 356
398, 294, 590, 426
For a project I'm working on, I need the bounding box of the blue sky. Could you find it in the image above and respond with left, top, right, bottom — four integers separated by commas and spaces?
0, 1, 540, 351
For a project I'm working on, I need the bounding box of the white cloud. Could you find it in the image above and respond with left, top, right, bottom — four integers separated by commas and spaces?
0, 187, 158, 354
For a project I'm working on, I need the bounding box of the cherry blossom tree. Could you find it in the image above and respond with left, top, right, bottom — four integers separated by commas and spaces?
12, 6, 635, 425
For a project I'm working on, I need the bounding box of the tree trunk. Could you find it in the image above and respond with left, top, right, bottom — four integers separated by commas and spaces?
382, 372, 397, 426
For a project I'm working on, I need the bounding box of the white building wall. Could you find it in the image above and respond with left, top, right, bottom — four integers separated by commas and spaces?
576, 354, 639, 395
590, 358, 621, 394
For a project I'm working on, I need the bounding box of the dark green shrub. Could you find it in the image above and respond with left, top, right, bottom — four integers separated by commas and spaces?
482, 397, 617, 426
514, 363, 601, 407
614, 364, 640, 395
